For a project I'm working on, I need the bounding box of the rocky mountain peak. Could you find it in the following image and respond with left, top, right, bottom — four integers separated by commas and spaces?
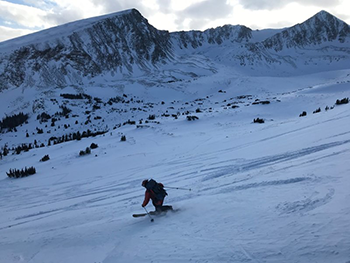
263, 10, 350, 51
0, 8, 172, 90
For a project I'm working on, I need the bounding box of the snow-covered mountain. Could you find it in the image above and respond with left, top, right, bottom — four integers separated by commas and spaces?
0, 9, 173, 90
0, 9, 349, 90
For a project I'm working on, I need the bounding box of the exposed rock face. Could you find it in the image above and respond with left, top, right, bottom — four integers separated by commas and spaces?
0, 9, 349, 90
263, 10, 350, 51
172, 24, 252, 49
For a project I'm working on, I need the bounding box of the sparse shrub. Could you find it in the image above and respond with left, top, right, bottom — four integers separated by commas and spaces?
79, 147, 91, 156
336, 98, 349, 105
90, 143, 98, 149
60, 93, 92, 100
253, 118, 265, 123
93, 104, 101, 110
7, 167, 36, 178
187, 116, 199, 121
36, 127, 44, 134
313, 108, 321, 114
94, 97, 102, 103
299, 111, 307, 117
3, 146, 9, 157
121, 135, 126, 141
14, 144, 32, 155
40, 155, 50, 162
123, 120, 136, 125
37, 112, 51, 122
148, 114, 156, 120
57, 105, 71, 117
107, 96, 124, 105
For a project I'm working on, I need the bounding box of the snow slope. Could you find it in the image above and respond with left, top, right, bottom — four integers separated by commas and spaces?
0, 66, 350, 262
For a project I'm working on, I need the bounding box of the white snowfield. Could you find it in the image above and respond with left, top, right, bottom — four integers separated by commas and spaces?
0, 64, 350, 263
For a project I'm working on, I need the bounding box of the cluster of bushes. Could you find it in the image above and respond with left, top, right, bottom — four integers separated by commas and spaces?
299, 111, 307, 117
299, 97, 349, 117
60, 93, 92, 100
2, 140, 45, 156
1, 145, 9, 157
148, 115, 156, 120
79, 143, 98, 156
40, 155, 50, 162
187, 116, 199, 121
79, 147, 91, 156
15, 144, 33, 154
37, 112, 51, 123
0, 112, 29, 130
123, 120, 136, 125
48, 129, 107, 145
253, 118, 265, 123
7, 167, 36, 178
90, 143, 98, 149
55, 105, 72, 117
107, 96, 124, 105
336, 98, 349, 105
313, 108, 321, 114
252, 100, 270, 105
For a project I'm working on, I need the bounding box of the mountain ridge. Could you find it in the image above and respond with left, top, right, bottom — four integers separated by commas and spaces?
0, 9, 349, 90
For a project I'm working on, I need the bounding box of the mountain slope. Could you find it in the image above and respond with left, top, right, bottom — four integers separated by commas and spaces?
0, 80, 349, 262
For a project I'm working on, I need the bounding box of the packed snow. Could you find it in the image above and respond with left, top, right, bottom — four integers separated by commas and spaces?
0, 62, 350, 263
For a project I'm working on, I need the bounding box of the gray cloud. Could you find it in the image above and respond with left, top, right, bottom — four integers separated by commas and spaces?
42, 0, 149, 27
43, 9, 85, 26
0, 26, 34, 42
174, 0, 233, 30
88, 0, 156, 21
239, 0, 342, 10
182, 0, 232, 19
91, 0, 145, 14
153, 1, 174, 14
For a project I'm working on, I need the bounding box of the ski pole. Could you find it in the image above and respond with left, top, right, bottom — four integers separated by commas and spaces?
143, 207, 154, 222
165, 186, 192, 191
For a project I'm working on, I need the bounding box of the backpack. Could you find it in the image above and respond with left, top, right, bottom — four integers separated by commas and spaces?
146, 179, 168, 201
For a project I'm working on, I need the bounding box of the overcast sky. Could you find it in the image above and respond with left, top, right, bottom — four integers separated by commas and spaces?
0, 0, 349, 42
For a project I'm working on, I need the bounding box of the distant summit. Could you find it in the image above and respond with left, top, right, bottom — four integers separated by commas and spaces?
263, 10, 350, 51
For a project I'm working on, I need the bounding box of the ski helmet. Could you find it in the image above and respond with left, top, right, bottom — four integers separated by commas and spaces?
142, 179, 148, 187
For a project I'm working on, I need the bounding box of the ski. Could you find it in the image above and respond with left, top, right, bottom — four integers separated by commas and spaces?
132, 211, 158, 218
132, 209, 179, 218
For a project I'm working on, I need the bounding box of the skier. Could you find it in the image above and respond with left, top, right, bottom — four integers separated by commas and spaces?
141, 179, 173, 213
